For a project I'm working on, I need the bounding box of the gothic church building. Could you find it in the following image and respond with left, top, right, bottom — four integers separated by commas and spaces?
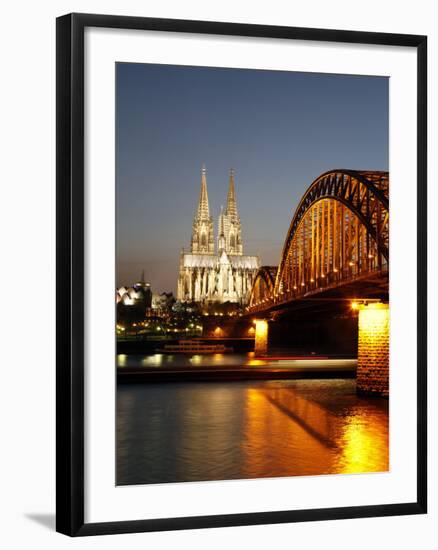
177, 167, 260, 304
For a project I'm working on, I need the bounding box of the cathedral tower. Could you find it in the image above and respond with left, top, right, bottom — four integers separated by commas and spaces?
191, 166, 214, 254
219, 169, 243, 255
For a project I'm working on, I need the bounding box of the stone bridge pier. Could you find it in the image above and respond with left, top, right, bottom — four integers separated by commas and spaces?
356, 302, 389, 397
254, 319, 269, 356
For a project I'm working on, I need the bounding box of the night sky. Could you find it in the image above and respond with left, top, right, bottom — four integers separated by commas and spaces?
116, 63, 388, 293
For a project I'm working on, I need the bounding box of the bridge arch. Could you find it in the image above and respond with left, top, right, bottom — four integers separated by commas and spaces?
274, 169, 388, 297
247, 170, 389, 311
248, 266, 277, 308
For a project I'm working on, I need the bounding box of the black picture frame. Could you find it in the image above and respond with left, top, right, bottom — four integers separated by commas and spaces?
56, 12, 427, 537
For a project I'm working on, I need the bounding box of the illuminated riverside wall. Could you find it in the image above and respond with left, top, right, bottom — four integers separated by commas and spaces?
203, 318, 255, 339
356, 303, 389, 397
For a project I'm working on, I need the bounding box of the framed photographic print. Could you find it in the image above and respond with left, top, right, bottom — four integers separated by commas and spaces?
56, 13, 427, 536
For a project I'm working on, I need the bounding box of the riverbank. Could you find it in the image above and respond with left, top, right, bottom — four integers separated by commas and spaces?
117, 358, 357, 383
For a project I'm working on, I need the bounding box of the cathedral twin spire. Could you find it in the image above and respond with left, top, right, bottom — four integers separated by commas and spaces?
196, 165, 210, 220
191, 165, 214, 254
191, 166, 243, 256
225, 169, 238, 220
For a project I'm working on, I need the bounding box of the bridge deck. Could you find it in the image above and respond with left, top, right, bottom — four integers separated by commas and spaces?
247, 269, 388, 317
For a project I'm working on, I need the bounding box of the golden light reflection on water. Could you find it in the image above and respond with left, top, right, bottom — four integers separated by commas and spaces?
247, 359, 266, 366
334, 411, 389, 474
117, 380, 389, 485
246, 351, 265, 367
140, 353, 163, 366
243, 387, 334, 477
242, 384, 388, 478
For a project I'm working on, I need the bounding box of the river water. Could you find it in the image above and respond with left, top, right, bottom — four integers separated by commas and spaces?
117, 377, 388, 485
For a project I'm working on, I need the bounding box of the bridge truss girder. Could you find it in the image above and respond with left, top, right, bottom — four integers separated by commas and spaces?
248, 170, 389, 312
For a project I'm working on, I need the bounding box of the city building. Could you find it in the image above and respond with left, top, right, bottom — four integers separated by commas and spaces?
151, 292, 175, 317
177, 167, 260, 304
116, 271, 152, 322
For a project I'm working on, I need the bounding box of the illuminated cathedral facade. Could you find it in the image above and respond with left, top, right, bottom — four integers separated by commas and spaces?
177, 167, 260, 304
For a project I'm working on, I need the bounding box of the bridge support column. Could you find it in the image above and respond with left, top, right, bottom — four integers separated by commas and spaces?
357, 303, 389, 397
254, 319, 269, 356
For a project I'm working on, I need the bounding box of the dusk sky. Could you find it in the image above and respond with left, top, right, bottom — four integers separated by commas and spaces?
116, 63, 388, 293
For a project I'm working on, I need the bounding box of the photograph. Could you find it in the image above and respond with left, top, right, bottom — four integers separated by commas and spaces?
0, 0, 431, 544
115, 62, 390, 486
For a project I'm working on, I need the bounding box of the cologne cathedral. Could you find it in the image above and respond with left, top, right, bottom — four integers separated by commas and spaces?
177, 167, 260, 304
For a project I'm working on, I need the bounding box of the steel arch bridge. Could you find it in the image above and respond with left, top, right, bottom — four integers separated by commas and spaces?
248, 169, 389, 313
248, 266, 277, 307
